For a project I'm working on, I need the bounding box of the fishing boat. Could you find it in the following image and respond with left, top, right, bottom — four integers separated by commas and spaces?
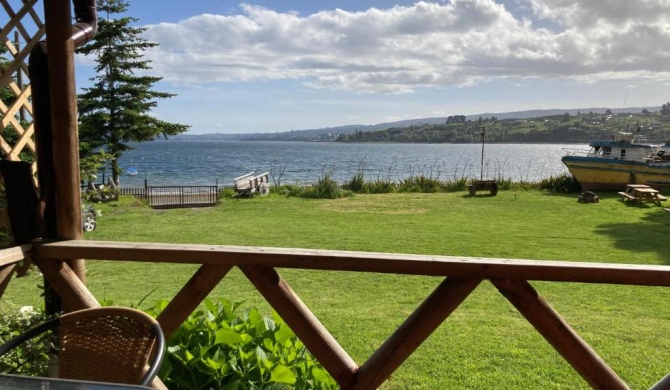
126, 166, 138, 176
561, 132, 670, 191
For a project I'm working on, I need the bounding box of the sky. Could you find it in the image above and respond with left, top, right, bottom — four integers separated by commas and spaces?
74, 0, 670, 134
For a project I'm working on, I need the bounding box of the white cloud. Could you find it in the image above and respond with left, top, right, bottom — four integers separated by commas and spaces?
141, 0, 670, 94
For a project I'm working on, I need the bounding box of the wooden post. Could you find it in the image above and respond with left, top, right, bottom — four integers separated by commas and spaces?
492, 279, 629, 390
34, 259, 100, 311
241, 265, 358, 387
156, 264, 232, 338
353, 277, 481, 390
480, 126, 485, 181
43, 0, 85, 282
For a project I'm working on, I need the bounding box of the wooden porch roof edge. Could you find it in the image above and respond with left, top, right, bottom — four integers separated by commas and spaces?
0, 243, 32, 267
34, 239, 670, 286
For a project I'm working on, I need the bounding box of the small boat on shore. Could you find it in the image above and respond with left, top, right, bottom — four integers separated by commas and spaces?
562, 132, 670, 191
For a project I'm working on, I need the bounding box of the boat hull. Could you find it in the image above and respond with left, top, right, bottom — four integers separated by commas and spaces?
561, 156, 670, 191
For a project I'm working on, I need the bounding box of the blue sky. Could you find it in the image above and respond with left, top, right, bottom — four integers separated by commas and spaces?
74, 1, 670, 134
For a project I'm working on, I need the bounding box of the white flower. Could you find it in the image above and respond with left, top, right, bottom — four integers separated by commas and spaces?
19, 306, 35, 317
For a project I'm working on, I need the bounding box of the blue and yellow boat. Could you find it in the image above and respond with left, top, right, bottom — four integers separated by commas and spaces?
562, 132, 670, 191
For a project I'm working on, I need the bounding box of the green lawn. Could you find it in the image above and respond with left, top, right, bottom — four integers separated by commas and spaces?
5, 191, 670, 389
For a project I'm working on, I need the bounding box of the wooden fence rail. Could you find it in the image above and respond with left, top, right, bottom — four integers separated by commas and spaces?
0, 243, 33, 298
29, 239, 670, 390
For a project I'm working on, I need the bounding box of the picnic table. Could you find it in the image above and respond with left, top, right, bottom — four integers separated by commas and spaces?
618, 184, 667, 206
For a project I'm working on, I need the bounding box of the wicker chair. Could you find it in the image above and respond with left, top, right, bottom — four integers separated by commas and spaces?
0, 307, 165, 386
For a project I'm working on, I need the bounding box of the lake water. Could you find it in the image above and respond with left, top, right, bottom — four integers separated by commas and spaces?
114, 141, 584, 187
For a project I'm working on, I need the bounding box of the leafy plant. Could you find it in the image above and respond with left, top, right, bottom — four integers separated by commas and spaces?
80, 149, 115, 185
0, 305, 52, 376
82, 185, 119, 203
148, 299, 337, 390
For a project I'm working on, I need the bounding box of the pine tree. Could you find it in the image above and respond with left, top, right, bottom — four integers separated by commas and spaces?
76, 0, 188, 185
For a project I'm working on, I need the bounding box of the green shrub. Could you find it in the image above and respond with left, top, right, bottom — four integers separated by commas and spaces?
444, 177, 468, 192
495, 177, 514, 191
302, 175, 352, 199
398, 175, 443, 193
539, 173, 581, 193
0, 305, 52, 376
219, 188, 236, 199
280, 184, 307, 197
149, 299, 337, 390
81, 186, 119, 203
343, 173, 365, 193
365, 180, 396, 194
509, 180, 538, 191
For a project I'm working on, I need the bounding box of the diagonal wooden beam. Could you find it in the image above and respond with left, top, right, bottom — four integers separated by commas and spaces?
352, 277, 481, 390
32, 258, 168, 390
240, 265, 358, 387
492, 279, 629, 390
650, 372, 670, 390
156, 264, 233, 338
33, 258, 99, 311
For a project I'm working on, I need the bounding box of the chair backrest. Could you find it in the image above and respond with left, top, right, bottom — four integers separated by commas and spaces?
57, 307, 164, 386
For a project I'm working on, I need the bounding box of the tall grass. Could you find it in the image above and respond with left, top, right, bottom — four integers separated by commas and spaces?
444, 177, 468, 192
295, 174, 353, 199
539, 173, 582, 193
398, 176, 444, 193
343, 173, 365, 193
276, 172, 580, 198
365, 179, 396, 194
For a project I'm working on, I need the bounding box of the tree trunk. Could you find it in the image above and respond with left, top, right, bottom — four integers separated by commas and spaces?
111, 158, 120, 187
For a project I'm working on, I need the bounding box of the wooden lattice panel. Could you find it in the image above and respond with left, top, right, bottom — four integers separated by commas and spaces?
0, 0, 43, 165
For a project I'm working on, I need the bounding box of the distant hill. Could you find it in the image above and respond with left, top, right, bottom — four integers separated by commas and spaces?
171, 106, 659, 142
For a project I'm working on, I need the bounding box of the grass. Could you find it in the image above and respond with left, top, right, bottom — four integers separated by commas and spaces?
5, 190, 670, 389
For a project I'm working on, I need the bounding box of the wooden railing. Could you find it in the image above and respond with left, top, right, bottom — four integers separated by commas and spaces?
0, 243, 32, 298
2, 239, 665, 389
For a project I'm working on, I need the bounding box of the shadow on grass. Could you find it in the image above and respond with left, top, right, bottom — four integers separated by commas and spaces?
459, 193, 498, 198
598, 192, 670, 264
594, 212, 670, 264
538, 191, 670, 263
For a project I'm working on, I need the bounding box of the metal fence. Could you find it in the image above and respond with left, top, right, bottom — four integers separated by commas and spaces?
118, 187, 147, 198
120, 185, 219, 208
